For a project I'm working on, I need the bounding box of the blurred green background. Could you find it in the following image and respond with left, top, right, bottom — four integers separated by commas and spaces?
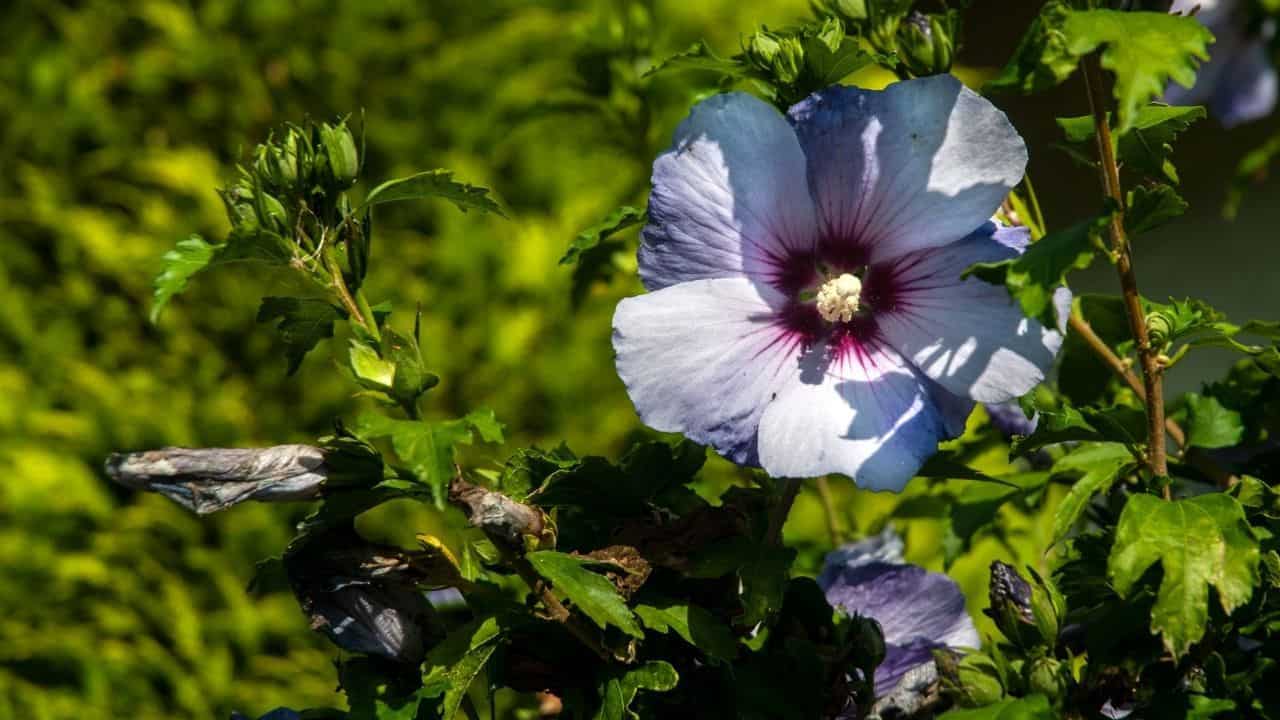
2, 1, 1275, 718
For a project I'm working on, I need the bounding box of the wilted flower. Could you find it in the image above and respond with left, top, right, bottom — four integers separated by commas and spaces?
819, 528, 979, 704
614, 75, 1059, 490
284, 529, 464, 663
105, 445, 328, 514
1167, 0, 1277, 127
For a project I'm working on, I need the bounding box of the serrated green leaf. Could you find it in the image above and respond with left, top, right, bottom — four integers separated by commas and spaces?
525, 550, 643, 638
1050, 443, 1135, 545
1058, 105, 1206, 183
420, 617, 502, 720
151, 234, 218, 323
1184, 393, 1244, 449
938, 694, 1054, 719
918, 452, 1019, 489
1012, 400, 1142, 457
1109, 493, 1260, 656
1125, 183, 1188, 235
1062, 10, 1211, 133
562, 205, 647, 307
634, 594, 738, 662
593, 661, 679, 720
644, 41, 746, 78
561, 206, 646, 266
357, 411, 504, 507
987, 1, 1077, 95
256, 297, 342, 375
966, 214, 1108, 327
362, 169, 505, 216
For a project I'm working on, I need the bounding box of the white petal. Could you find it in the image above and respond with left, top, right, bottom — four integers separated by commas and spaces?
640, 92, 819, 290
613, 277, 804, 465
787, 75, 1027, 260
877, 231, 1060, 404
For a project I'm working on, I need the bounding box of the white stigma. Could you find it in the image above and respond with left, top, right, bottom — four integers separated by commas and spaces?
815, 273, 863, 323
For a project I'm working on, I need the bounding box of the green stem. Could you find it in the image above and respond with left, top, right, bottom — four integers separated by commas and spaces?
767, 478, 803, 546
324, 245, 380, 343
814, 477, 847, 547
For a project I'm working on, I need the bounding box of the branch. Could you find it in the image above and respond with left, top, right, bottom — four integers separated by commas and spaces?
1081, 56, 1170, 483
1067, 312, 1187, 450
447, 470, 614, 661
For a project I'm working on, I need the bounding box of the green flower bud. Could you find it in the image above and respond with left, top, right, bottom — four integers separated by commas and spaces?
897, 12, 956, 77
1027, 568, 1065, 648
940, 651, 1006, 708
1147, 311, 1174, 347
745, 29, 805, 85
255, 129, 302, 190
1026, 656, 1070, 701
222, 184, 260, 231
319, 121, 359, 188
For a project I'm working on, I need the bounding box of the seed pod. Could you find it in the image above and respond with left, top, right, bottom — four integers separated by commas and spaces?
105, 445, 327, 515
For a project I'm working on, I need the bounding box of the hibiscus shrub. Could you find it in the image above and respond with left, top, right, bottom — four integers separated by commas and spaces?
106, 1, 1280, 719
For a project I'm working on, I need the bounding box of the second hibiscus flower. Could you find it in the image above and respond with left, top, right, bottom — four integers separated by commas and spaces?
613, 75, 1061, 491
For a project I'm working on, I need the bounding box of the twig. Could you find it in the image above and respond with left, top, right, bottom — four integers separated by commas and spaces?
814, 477, 847, 547
447, 470, 614, 662
1067, 312, 1187, 450
767, 478, 803, 546
1081, 56, 1169, 482
323, 244, 379, 342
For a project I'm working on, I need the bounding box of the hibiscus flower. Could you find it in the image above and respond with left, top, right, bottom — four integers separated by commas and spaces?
613, 75, 1060, 490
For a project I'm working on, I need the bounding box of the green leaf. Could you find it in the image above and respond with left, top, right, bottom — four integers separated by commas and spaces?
1125, 183, 1188, 236
361, 170, 505, 216
938, 694, 1054, 719
987, 1, 1077, 95
966, 214, 1108, 327
1062, 11, 1212, 133
1226, 128, 1280, 218
525, 550, 643, 638
256, 297, 343, 375
740, 544, 797, 626
593, 661, 679, 720
1050, 443, 1135, 545
561, 205, 647, 306
561, 206, 646, 266
151, 234, 218, 323
634, 594, 738, 662
357, 411, 504, 507
644, 41, 746, 78
1012, 401, 1141, 456
918, 452, 1020, 489
1058, 105, 1206, 183
528, 439, 704, 516
1109, 493, 1260, 656
420, 617, 503, 719
1184, 393, 1244, 449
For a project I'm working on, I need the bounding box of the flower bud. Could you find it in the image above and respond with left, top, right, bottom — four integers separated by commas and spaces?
939, 651, 1005, 707
1146, 311, 1174, 347
319, 121, 359, 188
745, 29, 806, 85
255, 128, 302, 190
105, 445, 327, 514
897, 12, 956, 77
985, 562, 1064, 650
1026, 655, 1070, 701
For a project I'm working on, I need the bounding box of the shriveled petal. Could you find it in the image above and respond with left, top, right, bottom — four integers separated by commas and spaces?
756, 342, 955, 490
787, 75, 1027, 261
821, 560, 979, 650
877, 639, 941, 698
613, 277, 803, 466
876, 226, 1061, 404
640, 92, 819, 290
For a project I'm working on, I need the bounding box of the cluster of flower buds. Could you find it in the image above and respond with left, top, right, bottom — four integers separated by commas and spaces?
895, 11, 957, 78
219, 118, 362, 246
744, 28, 808, 86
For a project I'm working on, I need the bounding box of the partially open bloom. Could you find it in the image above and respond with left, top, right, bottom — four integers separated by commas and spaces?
1167, 0, 1277, 127
614, 76, 1059, 490
820, 528, 979, 709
